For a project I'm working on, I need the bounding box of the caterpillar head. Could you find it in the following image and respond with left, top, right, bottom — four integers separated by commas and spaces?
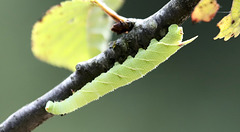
45, 101, 54, 113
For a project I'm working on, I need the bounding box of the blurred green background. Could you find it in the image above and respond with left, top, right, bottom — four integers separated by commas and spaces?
1, 0, 240, 132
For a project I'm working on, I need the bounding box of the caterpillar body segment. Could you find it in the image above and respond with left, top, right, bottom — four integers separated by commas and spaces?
45, 24, 197, 115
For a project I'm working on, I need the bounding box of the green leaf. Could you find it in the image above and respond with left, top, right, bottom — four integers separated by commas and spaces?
31, 0, 124, 71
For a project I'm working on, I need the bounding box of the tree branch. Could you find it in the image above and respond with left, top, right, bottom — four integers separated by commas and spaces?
0, 0, 200, 131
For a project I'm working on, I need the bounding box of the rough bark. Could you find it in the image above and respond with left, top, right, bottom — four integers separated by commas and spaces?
0, 0, 200, 131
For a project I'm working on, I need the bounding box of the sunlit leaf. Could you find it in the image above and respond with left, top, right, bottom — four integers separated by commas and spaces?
32, 0, 124, 71
214, 0, 240, 41
191, 0, 219, 23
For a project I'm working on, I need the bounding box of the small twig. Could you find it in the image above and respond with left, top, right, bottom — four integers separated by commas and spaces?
91, 0, 134, 34
91, 0, 127, 22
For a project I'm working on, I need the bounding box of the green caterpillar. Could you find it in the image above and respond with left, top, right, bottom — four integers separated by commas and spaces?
45, 24, 197, 115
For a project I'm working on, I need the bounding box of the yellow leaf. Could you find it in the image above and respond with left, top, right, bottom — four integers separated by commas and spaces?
31, 0, 124, 71
214, 0, 240, 41
191, 0, 219, 23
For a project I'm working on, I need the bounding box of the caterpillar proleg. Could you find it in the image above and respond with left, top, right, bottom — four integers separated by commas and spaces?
46, 24, 198, 115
